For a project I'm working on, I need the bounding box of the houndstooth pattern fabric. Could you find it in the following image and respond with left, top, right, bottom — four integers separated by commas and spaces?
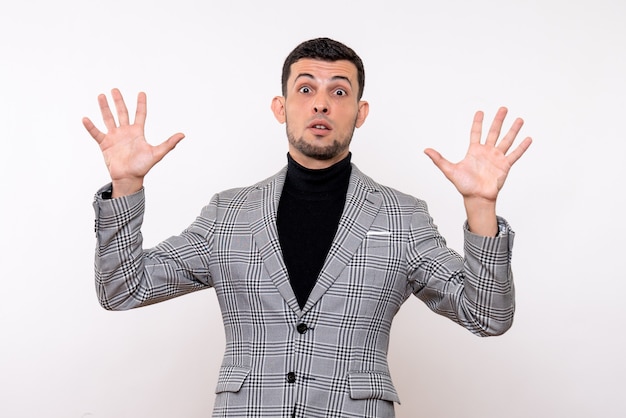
93, 164, 516, 417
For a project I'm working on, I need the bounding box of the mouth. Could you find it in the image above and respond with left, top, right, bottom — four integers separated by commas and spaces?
308, 119, 332, 133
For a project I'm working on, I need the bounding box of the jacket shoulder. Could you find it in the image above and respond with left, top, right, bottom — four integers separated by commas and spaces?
209, 166, 287, 208
351, 164, 427, 210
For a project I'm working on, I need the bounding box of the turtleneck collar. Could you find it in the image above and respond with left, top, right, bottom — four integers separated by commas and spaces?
285, 153, 352, 194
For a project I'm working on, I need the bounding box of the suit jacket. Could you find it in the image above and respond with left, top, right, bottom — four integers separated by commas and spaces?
93, 164, 515, 418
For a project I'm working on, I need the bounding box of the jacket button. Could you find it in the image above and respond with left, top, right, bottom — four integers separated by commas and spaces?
296, 323, 308, 334
287, 372, 296, 383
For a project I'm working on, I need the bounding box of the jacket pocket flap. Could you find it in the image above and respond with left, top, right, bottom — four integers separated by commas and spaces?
347, 371, 401, 404
215, 365, 251, 394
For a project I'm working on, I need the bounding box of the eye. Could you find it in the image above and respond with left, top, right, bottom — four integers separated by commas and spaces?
299, 86, 311, 94
334, 88, 347, 96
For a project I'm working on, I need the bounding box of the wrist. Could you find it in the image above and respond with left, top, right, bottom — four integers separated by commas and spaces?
463, 196, 498, 237
111, 178, 144, 198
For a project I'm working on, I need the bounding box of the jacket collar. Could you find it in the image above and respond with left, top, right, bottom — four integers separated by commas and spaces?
247, 164, 383, 316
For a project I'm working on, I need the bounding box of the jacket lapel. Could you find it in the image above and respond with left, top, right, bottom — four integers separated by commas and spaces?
247, 168, 302, 314
302, 166, 383, 313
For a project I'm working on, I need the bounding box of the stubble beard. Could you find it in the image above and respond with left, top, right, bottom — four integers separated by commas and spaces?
285, 117, 357, 161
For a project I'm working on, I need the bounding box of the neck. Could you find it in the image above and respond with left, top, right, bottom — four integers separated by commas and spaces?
285, 152, 352, 194
287, 148, 351, 170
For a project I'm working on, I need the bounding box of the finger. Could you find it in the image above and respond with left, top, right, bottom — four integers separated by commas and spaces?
82, 117, 105, 144
111, 88, 130, 126
470, 111, 484, 144
506, 136, 532, 166
424, 148, 453, 178
496, 117, 524, 154
134, 92, 147, 127
152, 133, 186, 162
98, 93, 117, 132
485, 106, 508, 146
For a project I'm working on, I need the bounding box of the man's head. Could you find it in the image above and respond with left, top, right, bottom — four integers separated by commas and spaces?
272, 38, 369, 169
281, 37, 365, 100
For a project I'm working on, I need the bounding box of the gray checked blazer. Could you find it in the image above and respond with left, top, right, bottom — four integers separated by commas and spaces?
93, 164, 515, 418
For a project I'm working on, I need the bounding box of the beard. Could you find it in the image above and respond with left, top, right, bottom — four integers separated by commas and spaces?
285, 117, 357, 161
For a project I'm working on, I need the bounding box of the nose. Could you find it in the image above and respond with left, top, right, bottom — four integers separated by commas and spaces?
313, 105, 329, 114
313, 94, 329, 114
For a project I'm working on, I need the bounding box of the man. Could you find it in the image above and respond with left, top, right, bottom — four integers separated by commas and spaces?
84, 38, 531, 418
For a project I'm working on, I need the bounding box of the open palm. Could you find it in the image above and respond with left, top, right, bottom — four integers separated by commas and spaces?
82, 88, 184, 196
424, 107, 532, 203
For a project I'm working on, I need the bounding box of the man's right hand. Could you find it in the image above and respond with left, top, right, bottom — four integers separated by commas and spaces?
82, 88, 185, 198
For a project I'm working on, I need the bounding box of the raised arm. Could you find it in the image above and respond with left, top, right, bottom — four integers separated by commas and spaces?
424, 107, 532, 236
82, 88, 185, 197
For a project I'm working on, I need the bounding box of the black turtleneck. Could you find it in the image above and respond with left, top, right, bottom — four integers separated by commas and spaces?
277, 153, 352, 309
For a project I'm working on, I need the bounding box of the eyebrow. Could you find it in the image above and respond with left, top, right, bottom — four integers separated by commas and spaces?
294, 73, 353, 88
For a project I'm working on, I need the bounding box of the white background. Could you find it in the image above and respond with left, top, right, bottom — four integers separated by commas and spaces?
1, 0, 624, 417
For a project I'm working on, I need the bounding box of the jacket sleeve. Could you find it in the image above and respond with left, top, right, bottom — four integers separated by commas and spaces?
406, 199, 515, 336
92, 184, 214, 310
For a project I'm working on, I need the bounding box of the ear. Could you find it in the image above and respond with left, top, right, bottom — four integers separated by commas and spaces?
355, 100, 369, 128
271, 96, 286, 124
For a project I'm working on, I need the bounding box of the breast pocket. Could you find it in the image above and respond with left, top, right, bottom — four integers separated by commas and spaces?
363, 231, 393, 249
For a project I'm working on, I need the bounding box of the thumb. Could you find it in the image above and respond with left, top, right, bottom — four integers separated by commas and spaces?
424, 148, 451, 174
153, 132, 185, 162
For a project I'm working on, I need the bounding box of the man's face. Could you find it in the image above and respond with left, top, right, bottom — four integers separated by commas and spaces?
272, 58, 369, 169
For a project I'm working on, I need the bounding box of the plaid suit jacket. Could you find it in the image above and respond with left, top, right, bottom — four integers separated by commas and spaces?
93, 164, 515, 417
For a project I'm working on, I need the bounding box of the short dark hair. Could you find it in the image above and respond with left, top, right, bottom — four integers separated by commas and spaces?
281, 37, 365, 100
